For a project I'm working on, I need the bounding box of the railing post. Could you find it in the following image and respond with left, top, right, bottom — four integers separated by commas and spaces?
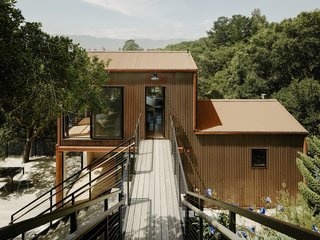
119, 193, 123, 240
50, 190, 53, 227
70, 194, 77, 233
89, 170, 92, 200
127, 147, 130, 206
185, 205, 189, 239
199, 198, 204, 240
137, 123, 140, 154
104, 198, 108, 211
105, 212, 109, 240
21, 232, 25, 240
229, 211, 236, 233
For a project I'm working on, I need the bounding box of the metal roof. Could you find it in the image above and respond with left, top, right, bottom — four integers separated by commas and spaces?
87, 51, 198, 72
197, 99, 308, 134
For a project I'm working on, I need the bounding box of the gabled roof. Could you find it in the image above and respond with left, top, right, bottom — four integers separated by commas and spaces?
197, 99, 308, 134
87, 51, 198, 72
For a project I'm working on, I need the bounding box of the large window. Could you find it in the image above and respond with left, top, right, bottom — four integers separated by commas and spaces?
251, 149, 267, 168
92, 87, 123, 139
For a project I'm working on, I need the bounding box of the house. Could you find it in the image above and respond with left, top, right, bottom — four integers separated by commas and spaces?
55, 51, 308, 206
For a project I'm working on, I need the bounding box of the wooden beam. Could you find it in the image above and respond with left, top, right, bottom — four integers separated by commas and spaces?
56, 144, 63, 206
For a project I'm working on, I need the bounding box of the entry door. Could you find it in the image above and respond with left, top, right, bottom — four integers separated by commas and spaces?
145, 87, 165, 139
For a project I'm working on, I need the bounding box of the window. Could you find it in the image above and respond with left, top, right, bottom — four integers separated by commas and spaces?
251, 149, 267, 168
92, 87, 123, 139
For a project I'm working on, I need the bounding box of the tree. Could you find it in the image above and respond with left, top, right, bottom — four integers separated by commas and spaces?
122, 39, 143, 51
0, 1, 108, 162
296, 136, 320, 214
273, 78, 320, 134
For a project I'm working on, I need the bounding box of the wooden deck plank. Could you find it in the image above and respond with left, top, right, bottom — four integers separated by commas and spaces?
125, 141, 145, 239
166, 141, 183, 239
162, 140, 176, 239
159, 140, 169, 239
124, 139, 181, 240
154, 140, 161, 240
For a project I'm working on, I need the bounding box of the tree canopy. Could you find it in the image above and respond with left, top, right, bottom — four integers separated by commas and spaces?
0, 0, 108, 162
164, 9, 320, 134
122, 39, 144, 51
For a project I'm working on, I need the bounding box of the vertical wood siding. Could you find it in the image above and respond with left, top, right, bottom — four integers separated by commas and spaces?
61, 71, 304, 206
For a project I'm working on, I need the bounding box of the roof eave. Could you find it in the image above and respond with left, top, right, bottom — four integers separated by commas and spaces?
106, 69, 198, 73
194, 130, 308, 135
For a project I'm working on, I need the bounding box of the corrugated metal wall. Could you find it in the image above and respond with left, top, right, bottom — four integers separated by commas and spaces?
61, 71, 304, 206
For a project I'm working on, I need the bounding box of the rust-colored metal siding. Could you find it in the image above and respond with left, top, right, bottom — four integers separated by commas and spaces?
60, 70, 304, 206
183, 134, 304, 206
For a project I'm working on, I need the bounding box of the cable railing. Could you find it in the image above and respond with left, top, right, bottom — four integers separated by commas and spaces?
169, 116, 189, 204
10, 137, 134, 224
169, 115, 320, 240
0, 191, 125, 240
10, 114, 141, 224
2, 113, 142, 239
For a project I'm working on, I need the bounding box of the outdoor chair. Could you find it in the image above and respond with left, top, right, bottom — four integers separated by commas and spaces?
14, 172, 32, 191
0, 180, 8, 193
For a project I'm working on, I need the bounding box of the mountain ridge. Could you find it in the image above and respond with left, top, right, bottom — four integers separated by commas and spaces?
68, 35, 189, 51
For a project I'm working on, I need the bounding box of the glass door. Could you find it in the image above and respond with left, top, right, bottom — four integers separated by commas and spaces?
145, 87, 165, 139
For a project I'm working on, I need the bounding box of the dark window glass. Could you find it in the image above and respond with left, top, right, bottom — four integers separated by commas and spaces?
92, 87, 123, 139
252, 149, 267, 167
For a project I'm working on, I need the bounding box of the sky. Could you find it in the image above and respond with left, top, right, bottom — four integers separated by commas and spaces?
16, 0, 319, 40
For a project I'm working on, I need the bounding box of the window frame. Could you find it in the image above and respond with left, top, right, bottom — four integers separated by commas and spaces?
251, 148, 268, 168
91, 86, 124, 140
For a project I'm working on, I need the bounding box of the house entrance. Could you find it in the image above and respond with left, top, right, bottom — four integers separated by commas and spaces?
145, 87, 165, 139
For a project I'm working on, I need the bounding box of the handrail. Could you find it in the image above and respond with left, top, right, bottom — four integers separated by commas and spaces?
66, 199, 125, 240
5, 113, 141, 239
0, 191, 122, 239
170, 116, 188, 194
185, 191, 320, 240
170, 115, 320, 240
39, 147, 131, 216
134, 113, 141, 154
181, 195, 241, 240
11, 137, 134, 224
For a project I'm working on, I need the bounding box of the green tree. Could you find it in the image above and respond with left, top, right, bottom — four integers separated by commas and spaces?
273, 78, 320, 134
122, 39, 143, 51
0, 1, 108, 162
296, 136, 320, 214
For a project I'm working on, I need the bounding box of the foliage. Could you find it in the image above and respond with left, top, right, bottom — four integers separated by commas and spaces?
273, 79, 320, 135
164, 9, 320, 134
258, 189, 320, 238
296, 136, 320, 213
0, 0, 108, 162
122, 39, 144, 51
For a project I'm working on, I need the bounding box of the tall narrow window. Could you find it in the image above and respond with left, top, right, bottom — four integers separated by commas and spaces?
92, 87, 123, 139
251, 149, 267, 168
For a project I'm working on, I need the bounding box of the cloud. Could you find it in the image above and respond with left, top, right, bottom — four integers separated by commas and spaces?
82, 0, 160, 17
66, 19, 203, 40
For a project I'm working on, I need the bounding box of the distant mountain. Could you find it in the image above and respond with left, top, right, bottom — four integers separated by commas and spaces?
67, 35, 188, 51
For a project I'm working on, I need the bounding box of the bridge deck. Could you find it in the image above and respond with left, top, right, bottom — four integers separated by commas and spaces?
125, 139, 182, 240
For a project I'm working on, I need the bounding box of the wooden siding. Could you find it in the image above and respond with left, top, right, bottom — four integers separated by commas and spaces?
59, 70, 304, 206
183, 134, 304, 206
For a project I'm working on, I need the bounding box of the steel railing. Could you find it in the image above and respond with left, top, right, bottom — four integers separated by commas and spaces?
5, 113, 141, 239
169, 115, 320, 240
0, 191, 125, 239
10, 137, 134, 224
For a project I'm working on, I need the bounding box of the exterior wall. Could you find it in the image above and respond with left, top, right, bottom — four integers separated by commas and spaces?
58, 70, 305, 206
180, 133, 304, 206
60, 71, 195, 147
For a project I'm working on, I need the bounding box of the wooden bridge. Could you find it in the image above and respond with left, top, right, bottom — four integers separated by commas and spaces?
124, 139, 182, 240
